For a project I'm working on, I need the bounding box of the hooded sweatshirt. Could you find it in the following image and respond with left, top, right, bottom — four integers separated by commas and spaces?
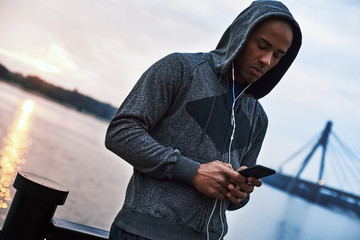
105, 1, 302, 239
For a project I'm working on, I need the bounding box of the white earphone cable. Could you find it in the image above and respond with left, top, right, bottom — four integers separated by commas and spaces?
207, 63, 252, 240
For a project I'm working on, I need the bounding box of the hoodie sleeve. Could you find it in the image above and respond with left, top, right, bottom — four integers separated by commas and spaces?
105, 53, 200, 185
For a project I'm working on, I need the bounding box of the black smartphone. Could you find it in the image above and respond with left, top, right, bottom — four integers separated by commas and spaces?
238, 164, 276, 179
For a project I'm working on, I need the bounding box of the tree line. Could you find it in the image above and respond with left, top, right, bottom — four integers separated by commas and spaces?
0, 63, 117, 121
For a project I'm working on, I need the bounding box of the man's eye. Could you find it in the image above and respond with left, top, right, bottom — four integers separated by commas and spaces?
258, 44, 266, 50
273, 53, 280, 59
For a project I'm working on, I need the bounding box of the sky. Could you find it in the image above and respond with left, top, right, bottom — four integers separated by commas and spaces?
0, 0, 359, 192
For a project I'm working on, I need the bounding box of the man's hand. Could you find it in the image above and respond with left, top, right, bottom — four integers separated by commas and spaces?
226, 166, 262, 204
192, 162, 262, 204
193, 161, 247, 202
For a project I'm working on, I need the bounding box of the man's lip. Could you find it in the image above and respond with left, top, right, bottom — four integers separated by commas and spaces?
251, 67, 264, 76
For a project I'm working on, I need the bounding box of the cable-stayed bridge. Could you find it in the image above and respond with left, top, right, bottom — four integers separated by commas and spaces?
263, 121, 360, 219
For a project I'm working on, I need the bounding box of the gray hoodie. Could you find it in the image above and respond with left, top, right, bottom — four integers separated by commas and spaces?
105, 1, 302, 239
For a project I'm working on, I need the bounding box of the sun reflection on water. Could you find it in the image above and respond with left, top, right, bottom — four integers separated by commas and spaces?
0, 100, 35, 212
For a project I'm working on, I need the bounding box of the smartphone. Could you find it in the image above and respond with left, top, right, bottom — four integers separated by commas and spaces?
238, 165, 276, 179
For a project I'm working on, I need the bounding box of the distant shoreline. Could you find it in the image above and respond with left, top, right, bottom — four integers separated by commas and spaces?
0, 63, 117, 122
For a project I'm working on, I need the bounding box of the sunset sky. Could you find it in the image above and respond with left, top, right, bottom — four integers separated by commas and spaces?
0, 0, 359, 192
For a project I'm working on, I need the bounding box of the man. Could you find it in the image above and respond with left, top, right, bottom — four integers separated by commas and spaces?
105, 1, 302, 239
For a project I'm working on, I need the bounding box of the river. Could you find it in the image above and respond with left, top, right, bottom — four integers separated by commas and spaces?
0, 81, 359, 239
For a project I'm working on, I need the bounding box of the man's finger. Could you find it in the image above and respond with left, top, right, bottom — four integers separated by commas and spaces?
247, 177, 262, 187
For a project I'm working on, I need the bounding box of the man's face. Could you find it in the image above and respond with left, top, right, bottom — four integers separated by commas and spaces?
233, 18, 293, 84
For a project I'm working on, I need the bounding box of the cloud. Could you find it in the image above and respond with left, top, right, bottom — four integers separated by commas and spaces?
47, 43, 78, 72
0, 48, 60, 73
292, 0, 360, 57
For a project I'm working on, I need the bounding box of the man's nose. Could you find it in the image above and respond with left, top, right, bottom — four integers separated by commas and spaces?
258, 52, 272, 67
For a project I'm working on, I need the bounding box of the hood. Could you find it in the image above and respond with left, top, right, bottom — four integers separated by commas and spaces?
208, 0, 302, 99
